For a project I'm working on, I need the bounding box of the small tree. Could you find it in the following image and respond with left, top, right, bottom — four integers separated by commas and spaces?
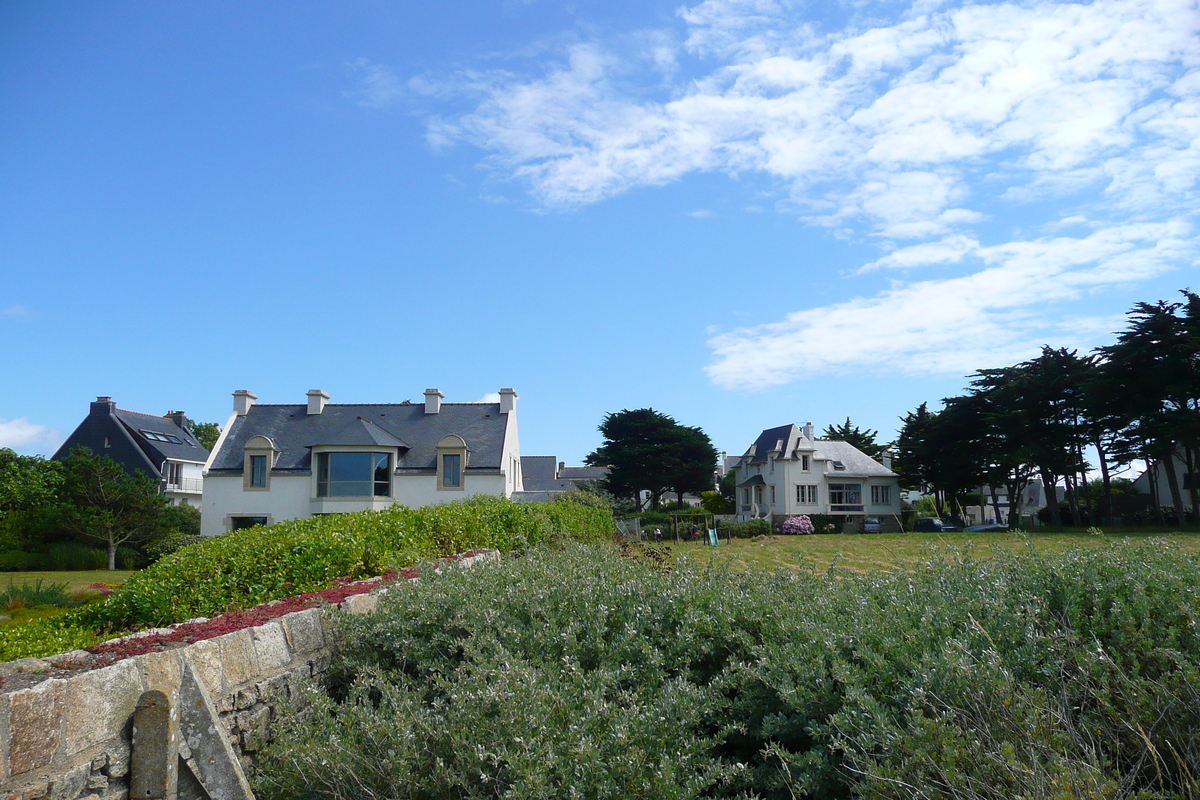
823, 418, 887, 460
185, 420, 222, 452
57, 447, 168, 570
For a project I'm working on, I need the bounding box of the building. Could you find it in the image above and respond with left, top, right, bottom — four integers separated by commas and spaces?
200, 388, 522, 536
514, 457, 608, 501
52, 396, 209, 506
732, 422, 900, 528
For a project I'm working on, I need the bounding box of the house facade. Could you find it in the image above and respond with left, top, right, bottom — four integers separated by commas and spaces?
732, 422, 901, 528
52, 397, 209, 506
200, 388, 523, 536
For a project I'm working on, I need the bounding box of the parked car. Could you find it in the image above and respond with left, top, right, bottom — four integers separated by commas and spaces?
913, 517, 961, 532
862, 517, 883, 533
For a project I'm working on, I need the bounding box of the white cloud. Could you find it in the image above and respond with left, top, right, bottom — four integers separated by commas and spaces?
705, 221, 1196, 388
477, 392, 502, 404
0, 305, 30, 318
346, 59, 405, 109
420, 0, 1200, 387
689, 208, 714, 218
0, 418, 61, 452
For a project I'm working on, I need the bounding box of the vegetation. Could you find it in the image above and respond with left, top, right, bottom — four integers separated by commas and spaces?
255, 541, 1200, 800
822, 417, 887, 460
184, 419, 222, 451
895, 290, 1200, 529
586, 408, 719, 509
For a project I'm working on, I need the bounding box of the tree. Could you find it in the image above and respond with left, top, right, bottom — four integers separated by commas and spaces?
186, 420, 221, 452
0, 449, 62, 517
585, 409, 718, 510
822, 418, 886, 460
57, 447, 169, 570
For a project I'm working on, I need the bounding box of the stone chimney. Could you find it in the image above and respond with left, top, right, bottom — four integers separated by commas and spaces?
164, 410, 188, 431
499, 388, 517, 414
803, 422, 815, 440
881, 451, 893, 470
90, 396, 116, 417
424, 389, 443, 415
233, 390, 257, 417
306, 389, 329, 415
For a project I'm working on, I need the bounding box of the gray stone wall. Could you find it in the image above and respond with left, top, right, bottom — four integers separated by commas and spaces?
0, 605, 337, 800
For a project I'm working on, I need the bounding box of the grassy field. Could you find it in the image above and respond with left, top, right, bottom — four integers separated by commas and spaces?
0, 570, 135, 628
669, 529, 1200, 573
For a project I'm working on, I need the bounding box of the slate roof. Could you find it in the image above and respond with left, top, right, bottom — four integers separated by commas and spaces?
740, 423, 894, 477
209, 403, 509, 474
520, 456, 559, 485
113, 410, 209, 463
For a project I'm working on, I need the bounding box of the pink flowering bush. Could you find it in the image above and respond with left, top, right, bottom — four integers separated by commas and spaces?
782, 515, 814, 535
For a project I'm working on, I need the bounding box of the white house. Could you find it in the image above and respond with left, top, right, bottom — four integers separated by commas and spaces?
200, 388, 523, 536
732, 422, 901, 528
52, 397, 209, 507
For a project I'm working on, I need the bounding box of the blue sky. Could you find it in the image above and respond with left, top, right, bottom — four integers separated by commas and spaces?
2, 0, 1197, 466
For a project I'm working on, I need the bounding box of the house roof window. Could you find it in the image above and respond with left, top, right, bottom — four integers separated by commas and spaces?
140, 429, 185, 445
831, 460, 846, 471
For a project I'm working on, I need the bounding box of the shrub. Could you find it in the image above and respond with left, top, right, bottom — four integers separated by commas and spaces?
781, 515, 814, 535
255, 541, 1200, 800
36, 541, 107, 571
65, 496, 612, 632
715, 517, 770, 538
0, 617, 97, 661
0, 578, 79, 609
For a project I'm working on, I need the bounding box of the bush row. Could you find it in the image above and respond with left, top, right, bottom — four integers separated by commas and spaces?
64, 495, 612, 633
255, 540, 1200, 800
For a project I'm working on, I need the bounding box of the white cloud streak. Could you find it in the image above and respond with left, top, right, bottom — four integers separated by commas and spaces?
416, 0, 1200, 388
0, 418, 61, 452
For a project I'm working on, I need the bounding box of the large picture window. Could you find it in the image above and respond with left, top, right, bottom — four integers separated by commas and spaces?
316, 452, 391, 497
828, 483, 863, 511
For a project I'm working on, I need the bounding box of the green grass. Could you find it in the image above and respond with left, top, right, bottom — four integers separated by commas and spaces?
0, 570, 134, 595
670, 529, 1200, 573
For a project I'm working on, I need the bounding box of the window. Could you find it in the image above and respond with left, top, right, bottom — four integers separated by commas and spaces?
140, 429, 184, 444
442, 453, 461, 488
796, 484, 817, 504
801, 455, 810, 471
742, 488, 750, 503
230, 516, 268, 530
250, 455, 267, 488
828, 483, 863, 511
831, 460, 846, 471
164, 462, 183, 488
871, 485, 891, 505
316, 452, 391, 497
770, 485, 776, 504
769, 459, 774, 473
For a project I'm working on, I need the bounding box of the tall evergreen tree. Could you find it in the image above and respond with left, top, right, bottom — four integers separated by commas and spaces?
821, 417, 886, 460
586, 409, 717, 510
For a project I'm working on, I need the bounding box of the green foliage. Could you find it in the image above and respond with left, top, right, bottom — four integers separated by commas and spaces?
0, 577, 79, 608
256, 541, 1200, 800
0, 449, 62, 518
0, 617, 98, 661
714, 517, 770, 538
71, 496, 613, 631
184, 420, 221, 451
699, 490, 733, 514
822, 417, 887, 460
36, 542, 108, 571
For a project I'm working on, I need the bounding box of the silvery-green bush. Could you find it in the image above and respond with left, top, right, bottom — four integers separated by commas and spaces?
255, 541, 1200, 800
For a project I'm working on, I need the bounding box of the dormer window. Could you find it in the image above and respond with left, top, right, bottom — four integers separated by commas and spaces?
831, 460, 846, 471
437, 434, 469, 491
243, 435, 279, 492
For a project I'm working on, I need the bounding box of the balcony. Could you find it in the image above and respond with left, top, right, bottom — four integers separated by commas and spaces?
163, 477, 203, 495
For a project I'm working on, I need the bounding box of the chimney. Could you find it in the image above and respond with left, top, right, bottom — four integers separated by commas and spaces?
306, 389, 329, 415
558, 461, 565, 473
499, 387, 517, 414
165, 410, 188, 431
424, 389, 443, 415
803, 422, 814, 440
90, 396, 116, 417
233, 390, 257, 416
882, 451, 893, 470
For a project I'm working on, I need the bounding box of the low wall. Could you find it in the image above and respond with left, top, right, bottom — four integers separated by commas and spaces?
0, 551, 496, 800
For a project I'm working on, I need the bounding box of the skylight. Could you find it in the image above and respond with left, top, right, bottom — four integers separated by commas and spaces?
140, 429, 185, 444
831, 460, 846, 471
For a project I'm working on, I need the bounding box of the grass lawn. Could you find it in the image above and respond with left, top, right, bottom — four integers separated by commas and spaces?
0, 570, 135, 595
669, 529, 1200, 573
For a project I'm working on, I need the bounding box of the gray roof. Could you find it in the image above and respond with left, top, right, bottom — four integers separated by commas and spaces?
209, 402, 509, 474
558, 466, 607, 480
521, 456, 559, 484
112, 409, 209, 464
741, 423, 893, 478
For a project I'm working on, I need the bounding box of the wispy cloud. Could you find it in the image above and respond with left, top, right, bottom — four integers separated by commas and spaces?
417, 0, 1200, 388
477, 392, 502, 404
0, 304, 30, 318
0, 418, 61, 452
345, 59, 405, 109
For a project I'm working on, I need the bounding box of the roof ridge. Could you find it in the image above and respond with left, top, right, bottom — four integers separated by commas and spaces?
115, 408, 169, 420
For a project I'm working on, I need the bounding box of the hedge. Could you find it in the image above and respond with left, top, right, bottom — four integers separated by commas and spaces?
1, 496, 613, 656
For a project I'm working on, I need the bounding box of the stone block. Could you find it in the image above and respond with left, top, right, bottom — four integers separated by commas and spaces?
237, 706, 270, 753
104, 748, 129, 779
309, 652, 332, 675
184, 638, 225, 699
64, 659, 144, 756
8, 779, 48, 800
280, 608, 326, 655
256, 672, 291, 701
9, 679, 65, 775
217, 630, 259, 688
48, 763, 89, 800
233, 686, 259, 710
342, 593, 378, 615
250, 622, 291, 672
135, 649, 183, 693
85, 776, 107, 791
